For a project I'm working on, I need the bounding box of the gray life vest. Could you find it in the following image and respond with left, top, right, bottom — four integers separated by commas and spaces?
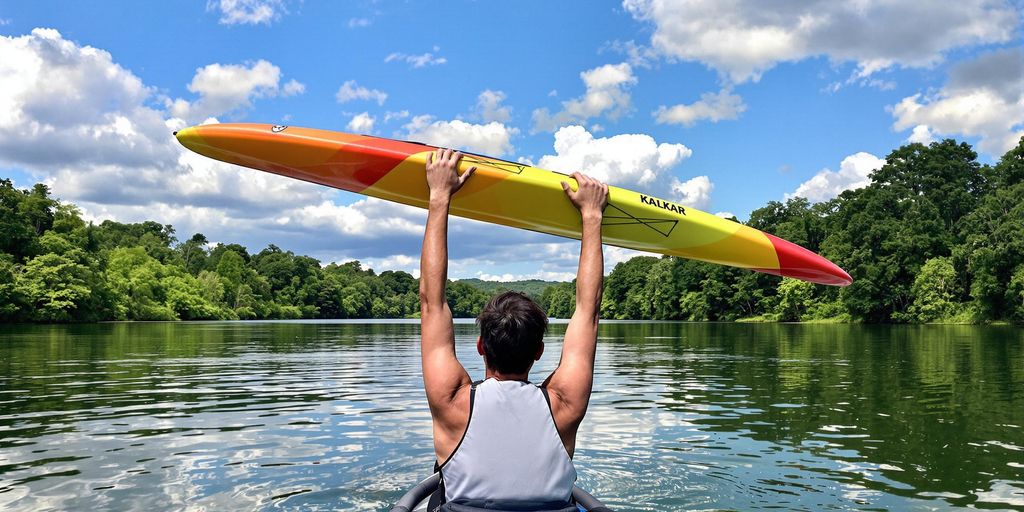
438, 378, 578, 509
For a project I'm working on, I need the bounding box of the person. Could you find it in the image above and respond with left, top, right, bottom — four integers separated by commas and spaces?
419, 148, 608, 511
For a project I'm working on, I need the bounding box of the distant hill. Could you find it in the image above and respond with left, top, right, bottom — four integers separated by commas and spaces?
456, 278, 564, 301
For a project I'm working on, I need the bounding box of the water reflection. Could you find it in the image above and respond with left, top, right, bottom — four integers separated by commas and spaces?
0, 321, 1021, 511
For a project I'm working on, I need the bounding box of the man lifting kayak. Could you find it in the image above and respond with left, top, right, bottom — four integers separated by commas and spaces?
418, 148, 608, 511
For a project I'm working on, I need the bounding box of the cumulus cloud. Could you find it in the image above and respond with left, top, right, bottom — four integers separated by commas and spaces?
281, 79, 305, 96
538, 125, 690, 188
168, 60, 304, 122
335, 80, 387, 105
787, 152, 886, 202
0, 28, 444, 260
532, 63, 637, 132
385, 46, 447, 68
891, 47, 1024, 156
654, 89, 746, 127
0, 28, 175, 169
402, 115, 518, 156
474, 90, 511, 123
536, 125, 711, 209
907, 124, 936, 145
208, 0, 287, 25
346, 112, 375, 133
623, 0, 1020, 83
670, 175, 714, 210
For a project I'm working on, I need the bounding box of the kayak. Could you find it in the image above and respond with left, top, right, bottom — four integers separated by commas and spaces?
174, 123, 852, 286
390, 473, 612, 512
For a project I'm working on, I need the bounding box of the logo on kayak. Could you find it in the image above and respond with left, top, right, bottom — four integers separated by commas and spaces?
271, 125, 288, 133
640, 195, 686, 216
603, 203, 679, 237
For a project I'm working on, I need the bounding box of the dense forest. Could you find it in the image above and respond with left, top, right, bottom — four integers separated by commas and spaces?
1, 137, 1022, 324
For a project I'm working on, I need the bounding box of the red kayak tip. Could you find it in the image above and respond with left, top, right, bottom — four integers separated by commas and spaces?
757, 234, 853, 286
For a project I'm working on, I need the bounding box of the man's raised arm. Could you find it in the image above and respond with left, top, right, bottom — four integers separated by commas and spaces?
544, 172, 607, 449
420, 149, 476, 417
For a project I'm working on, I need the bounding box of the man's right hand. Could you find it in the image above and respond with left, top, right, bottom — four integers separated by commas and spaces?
561, 172, 609, 217
426, 148, 476, 204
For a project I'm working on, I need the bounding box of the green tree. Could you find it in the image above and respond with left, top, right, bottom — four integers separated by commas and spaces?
775, 278, 815, 321
0, 254, 22, 320
447, 281, 489, 317
1007, 265, 1024, 324
0, 179, 55, 261
602, 256, 658, 319
900, 257, 962, 322
105, 247, 177, 320
16, 252, 95, 322
541, 281, 575, 318
177, 233, 210, 275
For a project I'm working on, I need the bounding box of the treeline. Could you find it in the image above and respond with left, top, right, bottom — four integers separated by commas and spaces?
542, 138, 1024, 324
0, 182, 498, 322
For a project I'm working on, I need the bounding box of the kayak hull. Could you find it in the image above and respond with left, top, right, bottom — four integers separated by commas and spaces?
175, 123, 852, 286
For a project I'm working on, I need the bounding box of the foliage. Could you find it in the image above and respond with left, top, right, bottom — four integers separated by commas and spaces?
899, 257, 963, 323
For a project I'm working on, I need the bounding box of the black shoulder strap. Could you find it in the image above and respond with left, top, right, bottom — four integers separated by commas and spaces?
430, 380, 484, 510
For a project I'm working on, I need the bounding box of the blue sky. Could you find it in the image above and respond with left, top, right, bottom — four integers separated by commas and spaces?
0, 1, 1021, 280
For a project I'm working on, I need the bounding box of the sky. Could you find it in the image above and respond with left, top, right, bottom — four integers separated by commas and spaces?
0, 0, 1021, 281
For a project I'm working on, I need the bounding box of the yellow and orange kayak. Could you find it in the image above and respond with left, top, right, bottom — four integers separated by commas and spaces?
175, 123, 851, 286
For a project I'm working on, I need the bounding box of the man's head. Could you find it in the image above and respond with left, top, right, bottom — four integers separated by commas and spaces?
476, 291, 548, 375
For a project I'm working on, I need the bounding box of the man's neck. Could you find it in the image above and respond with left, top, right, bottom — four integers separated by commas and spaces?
485, 368, 531, 382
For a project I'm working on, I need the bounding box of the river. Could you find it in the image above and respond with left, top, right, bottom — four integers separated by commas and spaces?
0, 321, 1022, 511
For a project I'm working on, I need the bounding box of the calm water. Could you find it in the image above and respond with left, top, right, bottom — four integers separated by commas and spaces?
0, 321, 1022, 511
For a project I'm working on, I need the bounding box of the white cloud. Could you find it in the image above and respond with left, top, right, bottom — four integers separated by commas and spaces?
907, 124, 935, 145
346, 112, 375, 133
532, 63, 637, 132
623, 0, 1020, 83
891, 47, 1024, 156
604, 39, 658, 68
536, 125, 711, 209
384, 110, 410, 122
282, 79, 305, 96
169, 60, 303, 122
654, 89, 746, 127
538, 125, 688, 187
715, 211, 736, 219
291, 197, 424, 237
385, 46, 447, 68
670, 175, 713, 210
208, 0, 286, 25
476, 270, 577, 282
335, 80, 387, 105
402, 115, 518, 157
347, 17, 371, 28
474, 90, 511, 123
787, 152, 886, 202
0, 28, 174, 169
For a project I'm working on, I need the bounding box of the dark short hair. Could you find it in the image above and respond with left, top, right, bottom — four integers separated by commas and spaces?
476, 291, 549, 374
